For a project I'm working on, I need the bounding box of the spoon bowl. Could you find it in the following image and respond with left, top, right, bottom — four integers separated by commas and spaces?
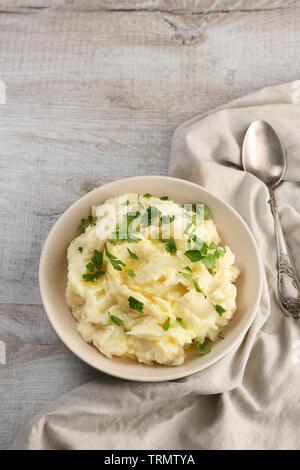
242, 120, 299, 319
242, 120, 286, 188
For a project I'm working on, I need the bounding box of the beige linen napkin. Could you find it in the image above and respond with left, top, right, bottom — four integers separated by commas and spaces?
10, 82, 300, 450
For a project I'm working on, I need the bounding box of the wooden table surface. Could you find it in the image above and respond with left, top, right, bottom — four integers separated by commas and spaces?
1, 0, 300, 449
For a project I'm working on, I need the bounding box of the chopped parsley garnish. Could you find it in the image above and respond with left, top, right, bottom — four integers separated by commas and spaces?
86, 262, 95, 272
185, 240, 223, 274
218, 331, 224, 339
194, 340, 211, 356
176, 317, 186, 329
82, 250, 104, 281
143, 193, 152, 199
161, 215, 176, 224
127, 248, 138, 259
121, 200, 130, 206
178, 271, 192, 279
192, 214, 203, 226
203, 203, 211, 219
105, 243, 126, 271
125, 269, 135, 278
108, 312, 124, 326
193, 279, 206, 298
215, 247, 225, 257
214, 304, 226, 316
82, 271, 104, 282
78, 246, 83, 253
184, 266, 192, 272
209, 241, 218, 250
160, 196, 169, 200
128, 295, 144, 313
201, 254, 217, 271
78, 215, 97, 231
162, 317, 170, 331
91, 250, 103, 270
140, 206, 161, 227
164, 236, 177, 254
184, 250, 204, 262
208, 242, 225, 260
186, 234, 205, 251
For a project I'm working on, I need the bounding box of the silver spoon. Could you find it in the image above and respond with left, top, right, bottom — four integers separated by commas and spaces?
242, 120, 299, 319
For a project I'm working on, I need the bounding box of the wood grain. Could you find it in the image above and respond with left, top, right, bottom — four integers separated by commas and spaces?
1, 0, 300, 449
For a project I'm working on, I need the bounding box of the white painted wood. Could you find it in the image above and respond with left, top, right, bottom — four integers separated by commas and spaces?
1, 0, 300, 449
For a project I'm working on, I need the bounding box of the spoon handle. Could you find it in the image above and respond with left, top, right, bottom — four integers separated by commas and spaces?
269, 189, 300, 319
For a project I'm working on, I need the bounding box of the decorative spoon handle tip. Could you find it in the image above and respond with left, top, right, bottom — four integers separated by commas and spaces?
269, 189, 300, 319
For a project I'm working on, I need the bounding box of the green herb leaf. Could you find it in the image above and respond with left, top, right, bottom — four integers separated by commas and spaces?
160, 196, 169, 200
91, 250, 103, 270
143, 193, 152, 199
215, 247, 225, 258
184, 250, 204, 262
184, 266, 192, 272
202, 254, 217, 271
187, 234, 206, 252
194, 340, 211, 355
192, 214, 203, 226
209, 241, 218, 250
128, 295, 144, 313
86, 262, 95, 272
121, 200, 130, 206
203, 204, 211, 219
214, 304, 226, 316
108, 312, 124, 326
199, 242, 208, 255
78, 215, 97, 231
161, 215, 175, 224
178, 271, 192, 279
82, 271, 104, 282
164, 236, 177, 254
140, 206, 161, 227
193, 279, 207, 298
125, 269, 135, 278
218, 331, 224, 339
176, 317, 186, 329
78, 246, 83, 253
127, 248, 138, 260
105, 243, 126, 271
162, 317, 170, 331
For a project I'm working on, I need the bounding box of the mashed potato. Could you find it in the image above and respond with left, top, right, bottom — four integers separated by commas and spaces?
66, 193, 239, 366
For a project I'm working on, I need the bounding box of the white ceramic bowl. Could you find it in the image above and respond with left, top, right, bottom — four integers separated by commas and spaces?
39, 176, 263, 382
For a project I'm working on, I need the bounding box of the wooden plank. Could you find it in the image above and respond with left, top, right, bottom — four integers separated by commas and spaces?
0, 302, 99, 449
0, 0, 299, 13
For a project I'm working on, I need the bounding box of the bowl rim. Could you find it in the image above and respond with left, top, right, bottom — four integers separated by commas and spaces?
39, 175, 263, 382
